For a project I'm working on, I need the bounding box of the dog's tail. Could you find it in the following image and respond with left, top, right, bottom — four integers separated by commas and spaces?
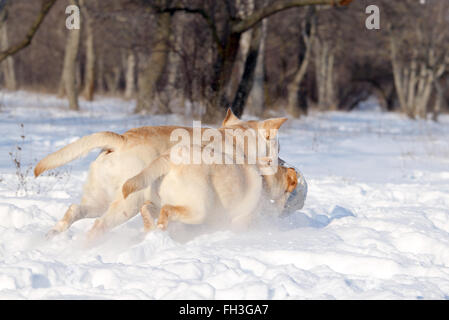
122, 155, 171, 199
34, 131, 125, 177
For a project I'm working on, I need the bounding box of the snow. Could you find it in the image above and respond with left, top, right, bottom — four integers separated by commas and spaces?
1, 90, 449, 299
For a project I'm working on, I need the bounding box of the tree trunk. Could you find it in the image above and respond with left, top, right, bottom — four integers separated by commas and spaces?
164, 13, 184, 108
203, 32, 241, 123
0, 9, 16, 90
287, 8, 315, 117
124, 50, 136, 100
415, 68, 433, 119
406, 53, 417, 114
97, 54, 105, 93
433, 80, 444, 122
135, 10, 172, 114
389, 34, 409, 116
315, 39, 336, 110
80, 0, 95, 101
229, 0, 254, 99
325, 51, 336, 110
105, 66, 121, 94
231, 21, 262, 118
246, 17, 267, 117
315, 41, 325, 109
61, 0, 81, 110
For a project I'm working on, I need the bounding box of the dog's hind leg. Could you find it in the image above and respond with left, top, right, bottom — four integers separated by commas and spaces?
46, 203, 102, 239
156, 205, 194, 230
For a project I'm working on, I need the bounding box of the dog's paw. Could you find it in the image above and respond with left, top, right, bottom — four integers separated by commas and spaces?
143, 223, 156, 233
45, 229, 60, 240
157, 223, 167, 230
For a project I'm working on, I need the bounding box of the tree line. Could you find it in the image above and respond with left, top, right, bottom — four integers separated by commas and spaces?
0, 0, 448, 122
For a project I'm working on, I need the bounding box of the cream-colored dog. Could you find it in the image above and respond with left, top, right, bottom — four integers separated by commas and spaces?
34, 109, 288, 241
116, 150, 298, 234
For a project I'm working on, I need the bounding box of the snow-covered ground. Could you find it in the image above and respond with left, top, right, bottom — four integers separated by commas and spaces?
1, 90, 449, 299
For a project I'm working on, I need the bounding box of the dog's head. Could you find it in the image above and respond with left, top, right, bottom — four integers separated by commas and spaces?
262, 163, 297, 209
221, 108, 287, 175
285, 167, 298, 193
222, 108, 287, 140
282, 165, 308, 214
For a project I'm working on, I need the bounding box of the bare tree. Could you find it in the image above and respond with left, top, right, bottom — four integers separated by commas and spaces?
162, 12, 186, 111
124, 49, 136, 99
246, 13, 267, 117
135, 0, 173, 114
80, 0, 95, 101
0, 1, 16, 90
286, 6, 316, 117
60, 0, 81, 110
228, 0, 255, 100
0, 0, 58, 63
231, 13, 263, 117
386, 0, 449, 119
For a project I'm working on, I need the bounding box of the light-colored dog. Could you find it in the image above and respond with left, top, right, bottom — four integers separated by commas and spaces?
117, 150, 298, 234
34, 109, 288, 241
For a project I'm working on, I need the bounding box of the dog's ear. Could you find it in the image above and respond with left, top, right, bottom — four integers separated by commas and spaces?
259, 117, 287, 139
286, 167, 298, 193
222, 108, 241, 127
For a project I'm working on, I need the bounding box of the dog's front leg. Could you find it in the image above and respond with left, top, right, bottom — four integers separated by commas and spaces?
140, 201, 157, 232
46, 203, 101, 239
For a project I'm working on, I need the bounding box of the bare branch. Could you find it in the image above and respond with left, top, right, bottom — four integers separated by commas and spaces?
150, 5, 223, 56
232, 0, 352, 34
0, 0, 58, 63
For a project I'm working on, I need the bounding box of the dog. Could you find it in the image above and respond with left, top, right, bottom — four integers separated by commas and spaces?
34, 109, 288, 241
103, 150, 299, 238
